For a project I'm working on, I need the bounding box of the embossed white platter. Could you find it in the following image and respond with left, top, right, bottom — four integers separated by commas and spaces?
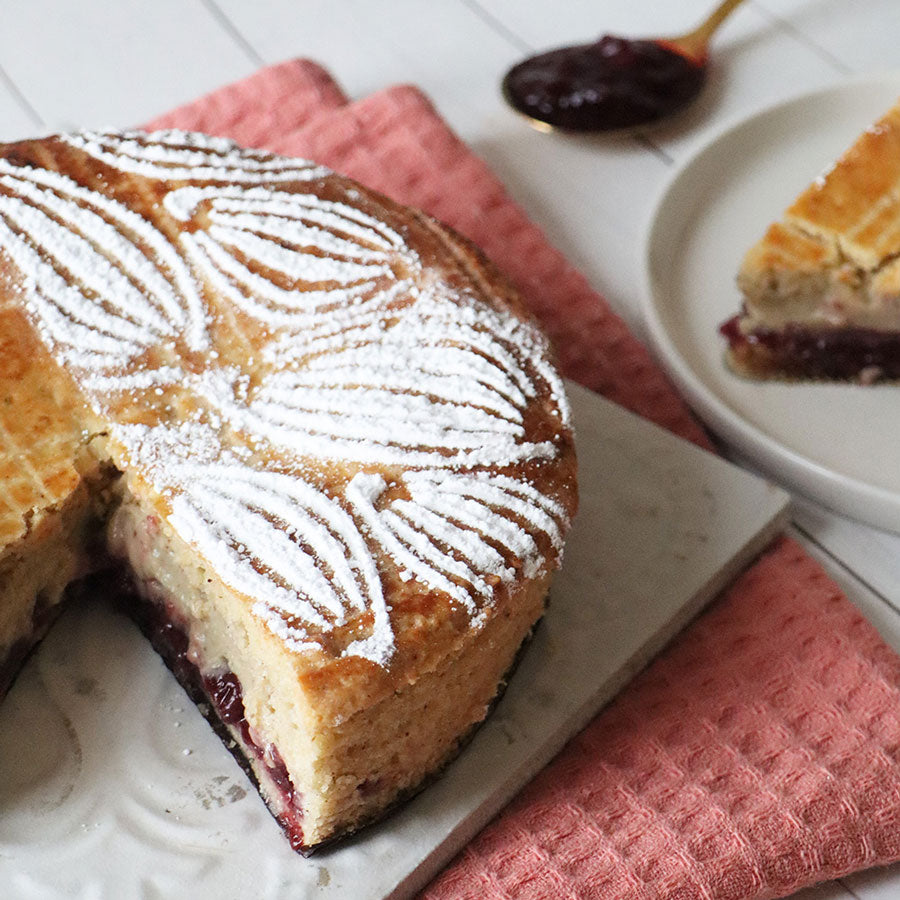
0, 381, 788, 900
643, 72, 900, 534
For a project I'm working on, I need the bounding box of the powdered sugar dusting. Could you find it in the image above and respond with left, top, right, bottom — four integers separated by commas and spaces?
62, 129, 330, 184
0, 129, 572, 667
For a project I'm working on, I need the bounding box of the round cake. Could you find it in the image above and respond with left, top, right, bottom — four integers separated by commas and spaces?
0, 129, 577, 851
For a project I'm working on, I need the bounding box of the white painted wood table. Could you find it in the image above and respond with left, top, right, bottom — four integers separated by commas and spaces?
1, 1, 900, 897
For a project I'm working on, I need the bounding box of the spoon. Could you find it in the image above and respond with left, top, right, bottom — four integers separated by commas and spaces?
501, 0, 746, 133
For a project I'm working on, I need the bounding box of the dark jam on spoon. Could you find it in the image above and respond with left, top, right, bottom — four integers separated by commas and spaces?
502, 35, 706, 132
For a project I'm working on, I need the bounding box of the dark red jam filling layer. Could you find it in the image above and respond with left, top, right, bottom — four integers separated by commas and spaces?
502, 34, 706, 131
720, 315, 900, 380
97, 570, 307, 852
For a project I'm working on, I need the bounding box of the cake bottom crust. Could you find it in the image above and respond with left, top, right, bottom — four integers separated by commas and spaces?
720, 315, 900, 382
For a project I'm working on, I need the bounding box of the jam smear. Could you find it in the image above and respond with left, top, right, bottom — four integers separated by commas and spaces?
203, 670, 244, 726
502, 35, 706, 131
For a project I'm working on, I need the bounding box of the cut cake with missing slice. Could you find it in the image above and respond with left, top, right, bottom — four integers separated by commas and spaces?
721, 97, 900, 382
0, 129, 577, 852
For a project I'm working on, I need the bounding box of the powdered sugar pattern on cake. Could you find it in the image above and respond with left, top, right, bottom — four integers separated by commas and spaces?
0, 129, 571, 667
63, 129, 331, 184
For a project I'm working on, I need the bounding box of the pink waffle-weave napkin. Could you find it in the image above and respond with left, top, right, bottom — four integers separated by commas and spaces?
146, 61, 900, 899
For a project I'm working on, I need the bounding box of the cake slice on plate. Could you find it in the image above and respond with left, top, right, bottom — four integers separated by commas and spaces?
721, 98, 900, 382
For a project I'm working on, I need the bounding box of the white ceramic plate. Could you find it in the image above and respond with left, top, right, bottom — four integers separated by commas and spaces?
643, 72, 900, 533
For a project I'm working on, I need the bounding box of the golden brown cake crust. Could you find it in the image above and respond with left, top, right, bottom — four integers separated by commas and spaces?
738, 98, 900, 307
785, 100, 900, 263
0, 302, 98, 551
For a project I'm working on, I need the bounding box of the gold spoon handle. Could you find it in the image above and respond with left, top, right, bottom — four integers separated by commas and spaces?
670, 0, 747, 62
